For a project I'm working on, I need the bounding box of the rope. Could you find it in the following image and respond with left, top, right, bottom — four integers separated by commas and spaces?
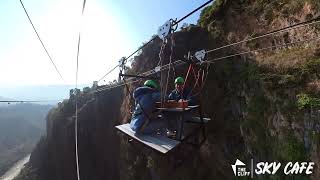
123, 78, 134, 114
19, 0, 65, 82
75, 1, 87, 180
164, 35, 175, 103
74, 35, 81, 180
158, 40, 167, 106
189, 63, 211, 98
81, 0, 87, 14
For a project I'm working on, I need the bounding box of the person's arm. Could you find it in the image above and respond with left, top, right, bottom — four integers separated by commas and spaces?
152, 91, 161, 102
168, 92, 173, 100
168, 90, 180, 102
185, 88, 196, 105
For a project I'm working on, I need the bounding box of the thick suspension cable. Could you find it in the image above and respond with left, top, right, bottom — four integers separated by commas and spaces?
95, 2, 320, 93
74, 1, 87, 180
19, 0, 65, 82
206, 17, 320, 54
97, 0, 214, 83
95, 35, 320, 93
206, 36, 320, 64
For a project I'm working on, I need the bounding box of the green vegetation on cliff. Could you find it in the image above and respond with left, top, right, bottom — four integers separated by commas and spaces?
16, 0, 320, 179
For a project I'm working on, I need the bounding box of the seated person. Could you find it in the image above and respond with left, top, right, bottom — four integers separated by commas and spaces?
130, 80, 167, 135
168, 77, 196, 106
165, 77, 197, 138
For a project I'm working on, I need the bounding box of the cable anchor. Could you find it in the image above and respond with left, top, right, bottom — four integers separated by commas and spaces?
194, 50, 206, 63
157, 19, 178, 40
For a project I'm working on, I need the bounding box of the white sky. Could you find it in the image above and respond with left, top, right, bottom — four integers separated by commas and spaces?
0, 0, 206, 87
0, 0, 135, 87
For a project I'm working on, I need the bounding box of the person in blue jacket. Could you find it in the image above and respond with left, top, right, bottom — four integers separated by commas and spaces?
130, 80, 167, 134
168, 77, 196, 106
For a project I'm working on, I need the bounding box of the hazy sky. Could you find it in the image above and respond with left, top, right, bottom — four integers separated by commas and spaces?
0, 0, 209, 87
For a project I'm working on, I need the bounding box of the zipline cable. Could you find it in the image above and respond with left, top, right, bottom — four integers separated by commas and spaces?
96, 3, 320, 93
95, 35, 320, 93
206, 36, 320, 64
19, 0, 65, 82
97, 0, 214, 83
95, 60, 186, 92
98, 64, 120, 83
206, 17, 320, 54
74, 1, 87, 180
0, 100, 58, 103
96, 2, 319, 86
174, 0, 213, 25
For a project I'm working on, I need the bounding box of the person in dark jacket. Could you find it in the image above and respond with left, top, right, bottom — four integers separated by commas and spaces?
168, 77, 196, 106
130, 80, 167, 134
166, 77, 197, 138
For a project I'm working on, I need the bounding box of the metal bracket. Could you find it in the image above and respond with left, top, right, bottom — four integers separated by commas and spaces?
157, 20, 173, 40
119, 57, 126, 69
119, 73, 160, 80
118, 57, 126, 82
154, 66, 161, 72
194, 50, 206, 63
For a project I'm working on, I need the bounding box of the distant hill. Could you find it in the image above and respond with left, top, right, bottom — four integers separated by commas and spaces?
0, 103, 52, 176
0, 85, 90, 105
0, 96, 15, 106
0, 96, 13, 101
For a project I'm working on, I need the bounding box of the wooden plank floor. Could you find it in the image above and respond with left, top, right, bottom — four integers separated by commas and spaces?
115, 123, 180, 154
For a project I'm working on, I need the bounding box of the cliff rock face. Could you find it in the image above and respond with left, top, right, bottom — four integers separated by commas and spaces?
16, 88, 123, 180
16, 0, 320, 180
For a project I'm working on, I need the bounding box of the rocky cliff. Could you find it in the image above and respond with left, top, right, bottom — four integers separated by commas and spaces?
15, 0, 320, 179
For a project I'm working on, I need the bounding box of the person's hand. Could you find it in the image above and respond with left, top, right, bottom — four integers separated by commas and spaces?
178, 99, 187, 102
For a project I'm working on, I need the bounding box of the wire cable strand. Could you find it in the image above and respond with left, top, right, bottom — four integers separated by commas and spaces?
98, 64, 120, 83
0, 100, 59, 103
97, 0, 214, 83
95, 60, 186, 92
74, 1, 87, 180
95, 35, 320, 93
19, 0, 65, 82
206, 36, 320, 64
174, 0, 213, 25
95, 2, 320, 93
206, 17, 320, 54
75, 34, 81, 180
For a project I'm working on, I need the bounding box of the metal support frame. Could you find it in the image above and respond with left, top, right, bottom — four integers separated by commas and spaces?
178, 58, 207, 146
119, 73, 160, 80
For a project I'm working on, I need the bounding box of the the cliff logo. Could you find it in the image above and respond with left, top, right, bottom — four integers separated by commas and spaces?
231, 159, 250, 177
231, 159, 315, 177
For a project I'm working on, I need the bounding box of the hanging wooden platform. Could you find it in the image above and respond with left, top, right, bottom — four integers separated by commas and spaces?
115, 123, 180, 154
